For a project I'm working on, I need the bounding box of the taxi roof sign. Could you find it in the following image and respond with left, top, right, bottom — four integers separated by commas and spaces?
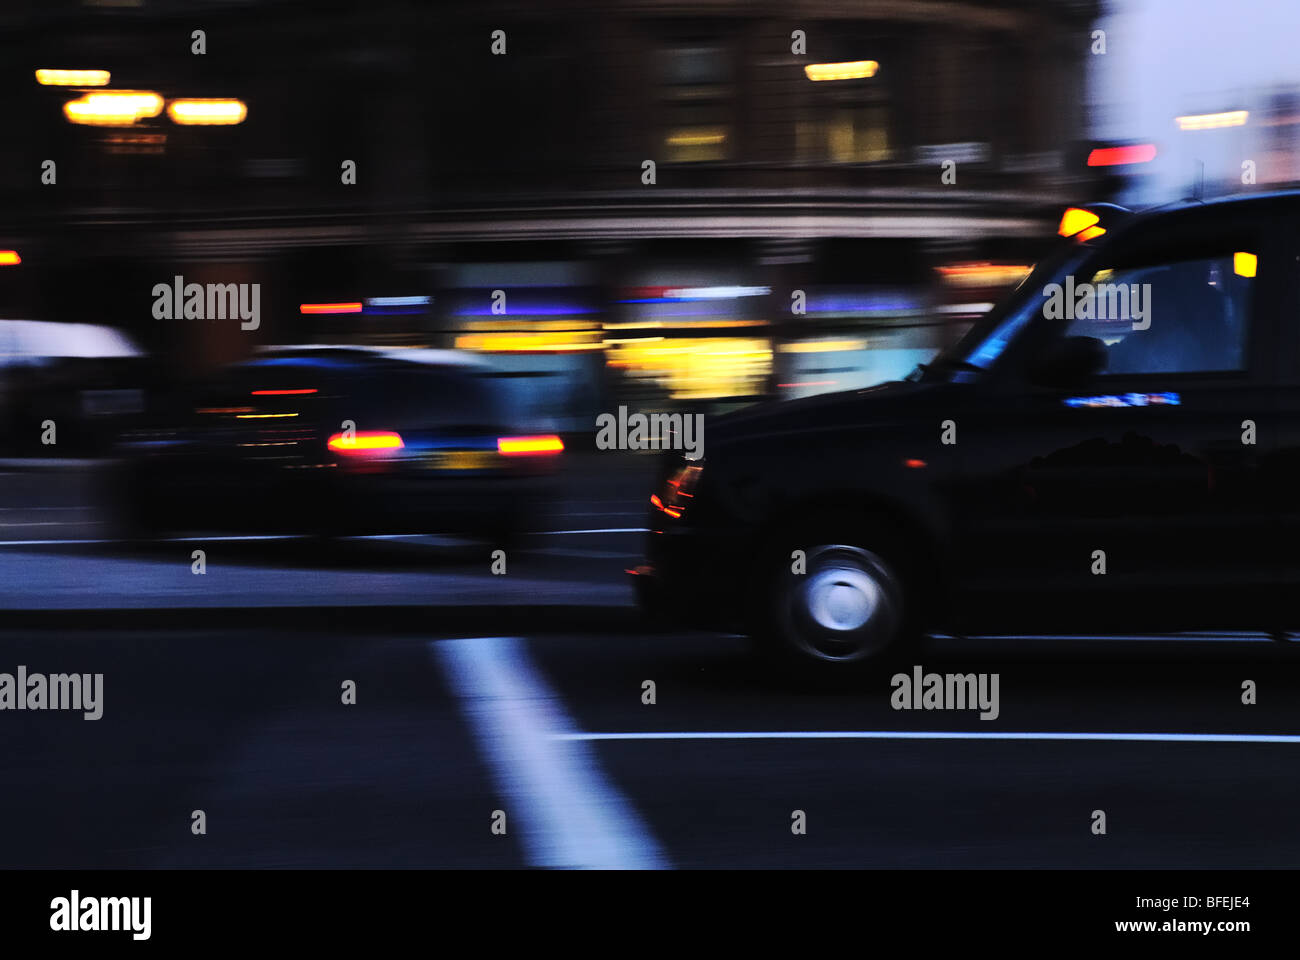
1058, 203, 1131, 242
1058, 207, 1100, 238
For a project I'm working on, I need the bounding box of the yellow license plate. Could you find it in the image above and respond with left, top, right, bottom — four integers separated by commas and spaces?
426, 450, 499, 470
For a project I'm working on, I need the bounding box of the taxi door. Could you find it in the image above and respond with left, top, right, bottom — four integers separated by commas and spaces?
951, 207, 1287, 633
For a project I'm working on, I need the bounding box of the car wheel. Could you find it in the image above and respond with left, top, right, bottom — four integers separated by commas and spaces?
756, 524, 915, 671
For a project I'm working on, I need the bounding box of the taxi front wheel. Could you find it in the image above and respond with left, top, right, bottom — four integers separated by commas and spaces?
756, 527, 914, 670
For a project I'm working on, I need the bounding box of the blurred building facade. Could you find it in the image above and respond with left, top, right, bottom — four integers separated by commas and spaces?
0, 0, 1101, 409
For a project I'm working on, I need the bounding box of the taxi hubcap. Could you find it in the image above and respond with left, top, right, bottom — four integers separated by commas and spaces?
786, 545, 901, 662
806, 566, 880, 631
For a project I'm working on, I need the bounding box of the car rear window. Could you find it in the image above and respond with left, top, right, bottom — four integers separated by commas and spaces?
205, 355, 508, 429
378, 367, 507, 428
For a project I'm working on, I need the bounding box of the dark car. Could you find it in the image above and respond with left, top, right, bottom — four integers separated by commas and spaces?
633, 191, 1300, 669
115, 346, 563, 542
0, 320, 153, 457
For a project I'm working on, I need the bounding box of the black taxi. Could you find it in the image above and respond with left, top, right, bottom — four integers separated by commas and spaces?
632, 191, 1300, 669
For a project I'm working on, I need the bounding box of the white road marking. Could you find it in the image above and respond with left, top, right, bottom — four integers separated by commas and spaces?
431, 636, 668, 869
0, 506, 93, 511
933, 632, 1275, 643
537, 528, 647, 535
0, 527, 646, 547
552, 730, 1300, 744
0, 521, 93, 528
172, 534, 302, 542
0, 534, 302, 546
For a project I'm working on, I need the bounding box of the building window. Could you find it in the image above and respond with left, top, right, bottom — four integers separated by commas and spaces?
797, 103, 892, 163
796, 28, 894, 163
658, 44, 733, 162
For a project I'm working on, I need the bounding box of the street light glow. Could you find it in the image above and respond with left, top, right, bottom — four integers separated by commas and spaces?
166, 98, 248, 125
36, 69, 111, 87
63, 90, 164, 126
804, 60, 879, 81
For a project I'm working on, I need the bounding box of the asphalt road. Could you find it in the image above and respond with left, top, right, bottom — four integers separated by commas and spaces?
0, 453, 653, 611
2, 627, 1299, 868
2, 456, 1300, 868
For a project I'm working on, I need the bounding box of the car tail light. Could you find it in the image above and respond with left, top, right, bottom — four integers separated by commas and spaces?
653, 462, 703, 519
497, 434, 564, 456
327, 430, 404, 455
1086, 144, 1157, 167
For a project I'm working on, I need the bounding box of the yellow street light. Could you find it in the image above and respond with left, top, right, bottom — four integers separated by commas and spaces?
166, 98, 247, 125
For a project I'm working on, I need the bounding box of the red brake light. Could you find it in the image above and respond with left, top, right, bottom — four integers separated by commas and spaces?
1086, 144, 1157, 167
252, 388, 318, 396
328, 430, 404, 455
498, 435, 564, 456
300, 302, 362, 315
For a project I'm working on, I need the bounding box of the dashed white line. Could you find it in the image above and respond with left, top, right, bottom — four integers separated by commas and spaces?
431, 636, 668, 869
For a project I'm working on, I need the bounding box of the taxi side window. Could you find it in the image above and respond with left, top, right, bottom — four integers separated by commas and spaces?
1062, 250, 1254, 375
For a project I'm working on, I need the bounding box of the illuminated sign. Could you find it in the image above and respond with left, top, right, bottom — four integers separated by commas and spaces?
1063, 392, 1180, 408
